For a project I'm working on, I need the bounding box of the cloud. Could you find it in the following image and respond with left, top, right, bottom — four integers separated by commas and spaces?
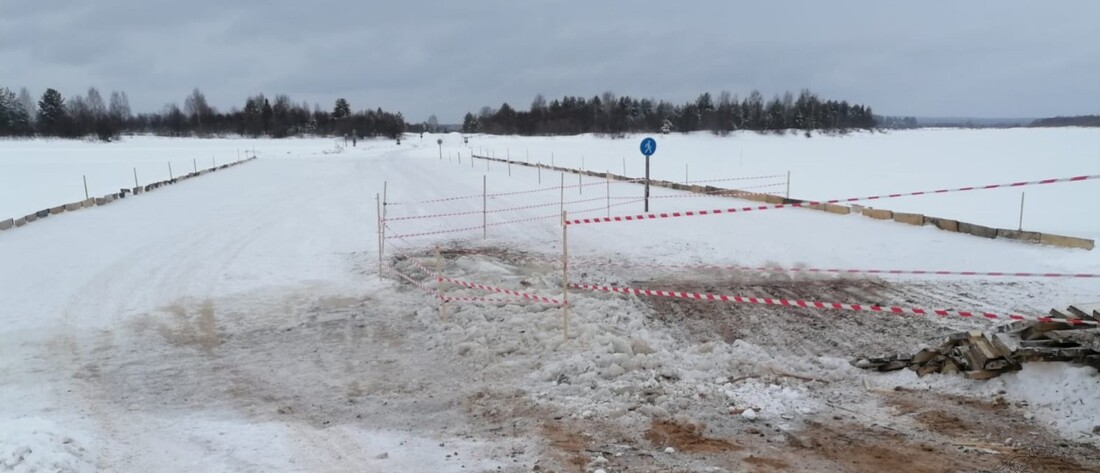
2, 0, 1097, 122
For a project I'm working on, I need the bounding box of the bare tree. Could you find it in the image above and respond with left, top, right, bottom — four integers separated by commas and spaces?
109, 91, 131, 121
86, 87, 106, 119
18, 87, 35, 123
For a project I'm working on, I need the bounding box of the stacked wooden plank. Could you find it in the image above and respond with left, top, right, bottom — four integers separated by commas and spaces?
854, 303, 1100, 380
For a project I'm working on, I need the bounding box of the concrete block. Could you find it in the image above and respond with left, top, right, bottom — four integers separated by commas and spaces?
132, 187, 142, 195
36, 209, 49, 218
996, 229, 1041, 244
959, 221, 998, 239
24, 213, 37, 223
925, 217, 959, 232
862, 208, 893, 220
824, 204, 852, 215
95, 197, 106, 205
893, 212, 925, 226
14, 217, 27, 227
1039, 233, 1095, 251
0, 218, 12, 230
81, 198, 95, 208
50, 205, 66, 215
64, 202, 82, 211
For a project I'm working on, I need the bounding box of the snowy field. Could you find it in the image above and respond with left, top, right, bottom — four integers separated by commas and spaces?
1, 130, 1098, 472
466, 128, 1100, 239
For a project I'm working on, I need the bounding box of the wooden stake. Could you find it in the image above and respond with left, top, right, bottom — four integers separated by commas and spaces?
482, 175, 488, 239
561, 210, 570, 340
559, 173, 565, 225
436, 245, 447, 321
168, 162, 173, 179
133, 168, 139, 187
606, 171, 611, 218
376, 193, 383, 280
83, 175, 89, 199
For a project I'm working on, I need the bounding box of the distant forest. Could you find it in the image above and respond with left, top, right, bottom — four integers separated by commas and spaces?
1029, 115, 1100, 127
461, 90, 877, 136
0, 86, 406, 140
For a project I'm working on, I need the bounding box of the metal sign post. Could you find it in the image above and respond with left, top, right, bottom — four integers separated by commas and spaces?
640, 137, 656, 212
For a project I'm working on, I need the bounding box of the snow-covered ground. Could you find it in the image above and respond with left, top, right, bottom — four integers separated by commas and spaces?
465, 128, 1100, 239
1, 130, 1097, 472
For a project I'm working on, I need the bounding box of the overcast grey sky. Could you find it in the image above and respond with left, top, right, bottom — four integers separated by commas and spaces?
2, 1, 1097, 122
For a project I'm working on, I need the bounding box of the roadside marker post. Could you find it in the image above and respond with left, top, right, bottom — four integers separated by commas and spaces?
640, 137, 657, 212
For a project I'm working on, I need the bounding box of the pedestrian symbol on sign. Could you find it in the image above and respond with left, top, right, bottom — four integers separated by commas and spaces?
640, 137, 657, 157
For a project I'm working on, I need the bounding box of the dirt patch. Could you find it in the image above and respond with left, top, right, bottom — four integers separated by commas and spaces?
644, 420, 739, 453
795, 420, 988, 473
743, 454, 790, 471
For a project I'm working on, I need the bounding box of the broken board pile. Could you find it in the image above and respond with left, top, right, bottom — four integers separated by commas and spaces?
853, 303, 1100, 380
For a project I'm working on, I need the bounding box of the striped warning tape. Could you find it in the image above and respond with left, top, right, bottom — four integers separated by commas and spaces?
401, 252, 564, 305
444, 296, 555, 305
578, 260, 1100, 279
686, 174, 788, 184
568, 282, 1097, 325
388, 196, 608, 221
388, 176, 645, 206
566, 174, 1100, 226
439, 275, 563, 305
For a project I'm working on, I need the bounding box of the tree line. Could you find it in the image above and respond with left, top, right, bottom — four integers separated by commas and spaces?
1029, 115, 1100, 127
462, 90, 877, 136
0, 86, 406, 140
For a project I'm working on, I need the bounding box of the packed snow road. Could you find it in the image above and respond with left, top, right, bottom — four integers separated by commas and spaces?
2, 134, 1098, 472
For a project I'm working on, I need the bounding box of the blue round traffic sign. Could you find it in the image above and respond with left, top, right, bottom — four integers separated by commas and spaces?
640, 137, 657, 157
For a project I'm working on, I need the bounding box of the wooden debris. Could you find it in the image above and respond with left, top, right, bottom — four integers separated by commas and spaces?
854, 304, 1100, 379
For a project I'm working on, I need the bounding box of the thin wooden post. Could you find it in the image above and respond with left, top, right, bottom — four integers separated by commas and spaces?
685, 163, 689, 184
376, 193, 383, 280
606, 171, 611, 217
578, 172, 582, 195
436, 245, 447, 321
561, 210, 570, 340
482, 175, 488, 239
559, 173, 565, 225
551, 152, 555, 167
786, 171, 791, 199
508, 159, 512, 177
381, 182, 387, 271
83, 175, 89, 199
212, 156, 216, 168
168, 162, 173, 179
133, 168, 139, 187
622, 157, 626, 176
1018, 192, 1026, 231
193, 158, 197, 173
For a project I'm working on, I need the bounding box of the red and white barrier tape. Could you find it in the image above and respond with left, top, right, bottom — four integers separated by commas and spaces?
569, 282, 1097, 325
388, 264, 444, 300
580, 260, 1095, 279
567, 174, 1100, 226
389, 172, 644, 206
444, 296, 553, 305
686, 174, 787, 184
388, 196, 608, 221
402, 253, 563, 305
439, 275, 563, 304
388, 223, 486, 239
